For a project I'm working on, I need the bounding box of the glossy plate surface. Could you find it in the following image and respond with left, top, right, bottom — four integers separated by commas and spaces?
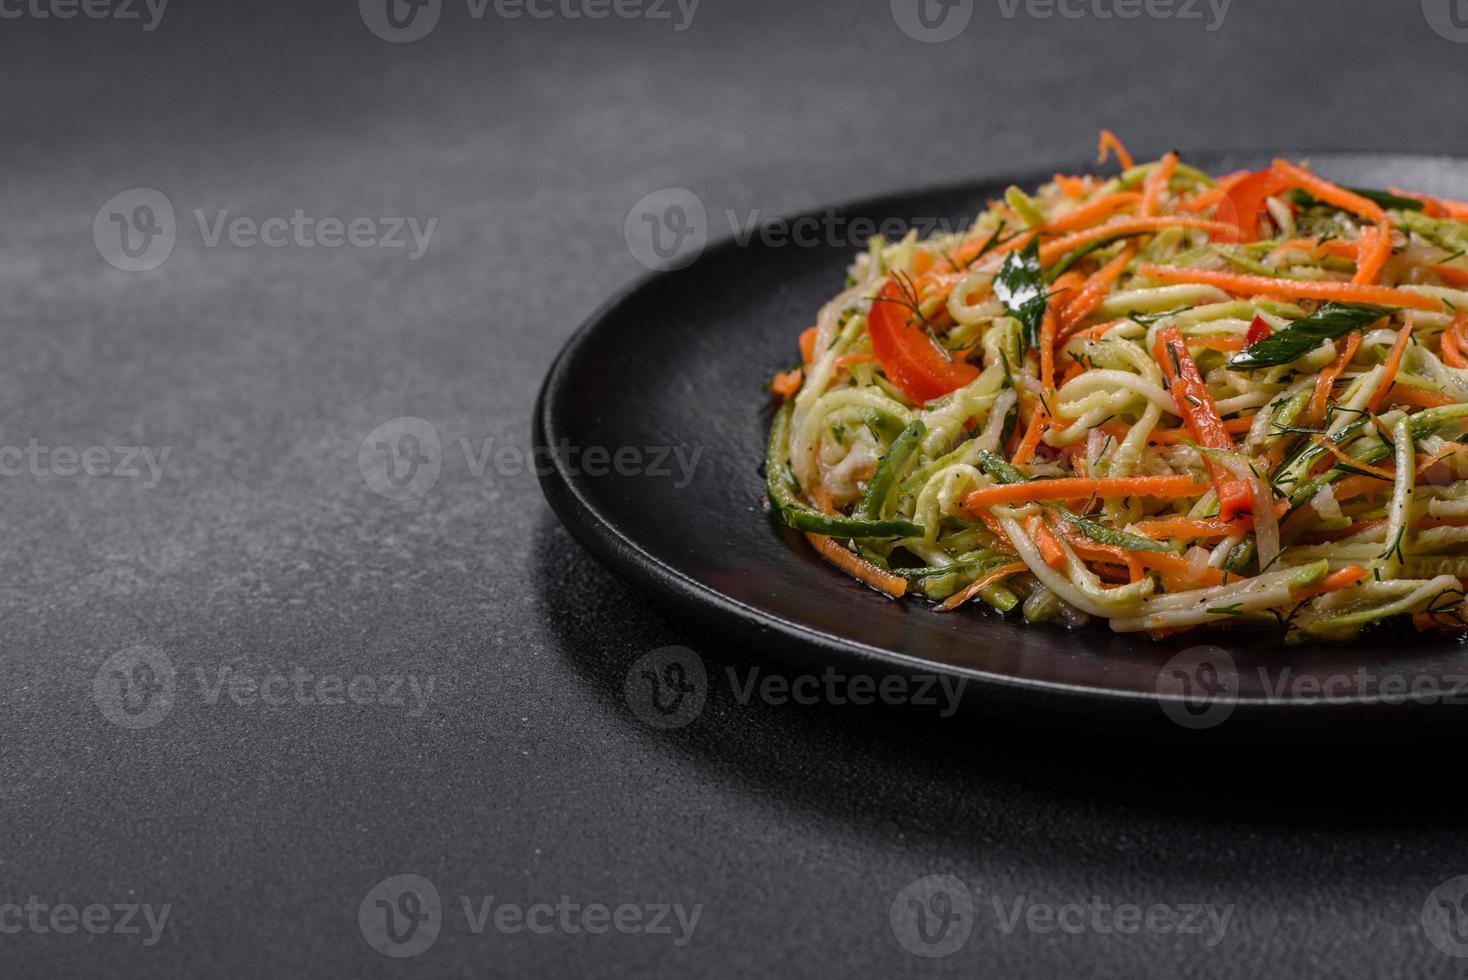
536, 152, 1468, 734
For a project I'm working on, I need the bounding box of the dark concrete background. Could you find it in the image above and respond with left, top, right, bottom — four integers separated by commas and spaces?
3, 0, 1468, 976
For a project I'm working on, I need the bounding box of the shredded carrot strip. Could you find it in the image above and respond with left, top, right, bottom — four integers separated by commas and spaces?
1032, 516, 1067, 569
1366, 316, 1415, 414
1013, 400, 1051, 467
1385, 384, 1454, 409
1322, 441, 1395, 481
1136, 264, 1441, 311
1353, 224, 1391, 285
936, 562, 1028, 613
1443, 311, 1468, 369
1141, 151, 1178, 216
1044, 192, 1142, 234
1430, 263, 1468, 289
771, 369, 803, 400
1060, 246, 1136, 333
1131, 516, 1252, 541
1174, 187, 1225, 213
799, 326, 818, 365
1388, 188, 1468, 221
804, 534, 907, 599
962, 476, 1208, 511
1096, 130, 1134, 171
1039, 218, 1238, 267
1291, 565, 1367, 602
1307, 331, 1361, 424
1053, 524, 1225, 587
1270, 160, 1393, 286
1053, 174, 1090, 199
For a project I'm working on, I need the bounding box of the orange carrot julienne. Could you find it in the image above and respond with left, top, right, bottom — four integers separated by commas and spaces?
1353, 224, 1391, 285
1044, 192, 1142, 233
1270, 160, 1394, 286
1271, 160, 1389, 226
799, 326, 818, 365
1443, 311, 1468, 369
1291, 564, 1367, 602
1366, 316, 1415, 414
771, 369, 803, 400
1096, 130, 1134, 171
1141, 151, 1178, 217
1154, 324, 1254, 520
1308, 330, 1361, 424
1013, 400, 1051, 467
1131, 516, 1252, 541
1053, 174, 1089, 199
1061, 245, 1137, 333
804, 533, 907, 599
1136, 264, 1442, 311
962, 475, 1209, 510
1038, 218, 1238, 267
936, 562, 1028, 613
1388, 188, 1468, 221
1053, 523, 1226, 587
1032, 516, 1067, 570
1174, 187, 1225, 213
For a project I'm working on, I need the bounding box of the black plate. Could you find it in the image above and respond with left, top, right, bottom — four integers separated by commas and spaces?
536, 151, 1468, 735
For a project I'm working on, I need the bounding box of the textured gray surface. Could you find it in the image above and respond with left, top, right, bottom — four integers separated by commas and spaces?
4, 0, 1468, 976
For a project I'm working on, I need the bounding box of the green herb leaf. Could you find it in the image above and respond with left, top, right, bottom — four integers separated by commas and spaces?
994, 237, 1047, 355
1229, 303, 1396, 370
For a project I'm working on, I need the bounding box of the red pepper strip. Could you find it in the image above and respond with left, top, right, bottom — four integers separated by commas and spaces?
1153, 324, 1254, 520
1214, 167, 1290, 242
866, 278, 979, 404
1245, 314, 1271, 346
